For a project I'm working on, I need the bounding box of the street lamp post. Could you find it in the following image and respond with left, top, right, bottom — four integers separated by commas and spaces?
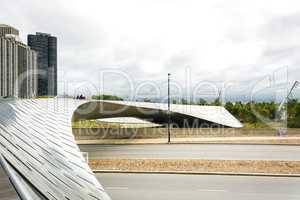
168, 73, 171, 144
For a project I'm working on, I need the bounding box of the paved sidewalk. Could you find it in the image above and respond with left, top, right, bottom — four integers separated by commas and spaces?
77, 136, 300, 145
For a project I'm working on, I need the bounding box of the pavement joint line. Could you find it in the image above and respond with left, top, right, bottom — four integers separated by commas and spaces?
93, 170, 300, 178
198, 189, 226, 192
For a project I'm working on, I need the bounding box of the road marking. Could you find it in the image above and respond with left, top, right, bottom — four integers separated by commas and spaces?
198, 189, 226, 192
105, 186, 129, 190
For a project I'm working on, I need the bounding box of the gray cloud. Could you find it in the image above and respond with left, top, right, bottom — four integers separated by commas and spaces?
257, 13, 300, 85
1, 0, 299, 100
260, 13, 300, 37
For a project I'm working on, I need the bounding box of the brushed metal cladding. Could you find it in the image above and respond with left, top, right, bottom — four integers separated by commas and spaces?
85, 100, 243, 128
0, 98, 111, 200
0, 98, 242, 200
96, 117, 162, 128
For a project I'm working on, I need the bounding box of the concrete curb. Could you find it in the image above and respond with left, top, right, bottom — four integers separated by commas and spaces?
170, 142, 300, 146
93, 170, 300, 177
78, 141, 300, 146
77, 137, 300, 146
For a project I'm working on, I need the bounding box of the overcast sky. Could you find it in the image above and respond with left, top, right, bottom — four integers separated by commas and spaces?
1, 0, 300, 101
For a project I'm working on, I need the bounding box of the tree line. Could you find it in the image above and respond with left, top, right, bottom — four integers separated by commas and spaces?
217, 99, 299, 128
173, 97, 300, 128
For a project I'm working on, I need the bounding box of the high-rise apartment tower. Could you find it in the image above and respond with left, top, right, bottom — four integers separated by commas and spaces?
28, 32, 57, 96
0, 24, 37, 98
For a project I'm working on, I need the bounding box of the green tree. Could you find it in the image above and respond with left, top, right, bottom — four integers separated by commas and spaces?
198, 98, 208, 105
92, 95, 123, 101
181, 98, 188, 105
211, 98, 222, 106
143, 98, 151, 102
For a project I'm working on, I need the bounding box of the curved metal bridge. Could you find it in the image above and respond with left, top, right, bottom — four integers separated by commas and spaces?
0, 98, 242, 200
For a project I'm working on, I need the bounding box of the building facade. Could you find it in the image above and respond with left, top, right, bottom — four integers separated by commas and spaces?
28, 32, 57, 96
0, 25, 37, 98
0, 24, 19, 37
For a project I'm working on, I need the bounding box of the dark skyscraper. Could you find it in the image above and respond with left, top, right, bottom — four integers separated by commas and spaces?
28, 32, 57, 96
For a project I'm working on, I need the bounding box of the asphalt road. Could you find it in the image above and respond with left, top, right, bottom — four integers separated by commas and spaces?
96, 173, 300, 200
79, 144, 300, 160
